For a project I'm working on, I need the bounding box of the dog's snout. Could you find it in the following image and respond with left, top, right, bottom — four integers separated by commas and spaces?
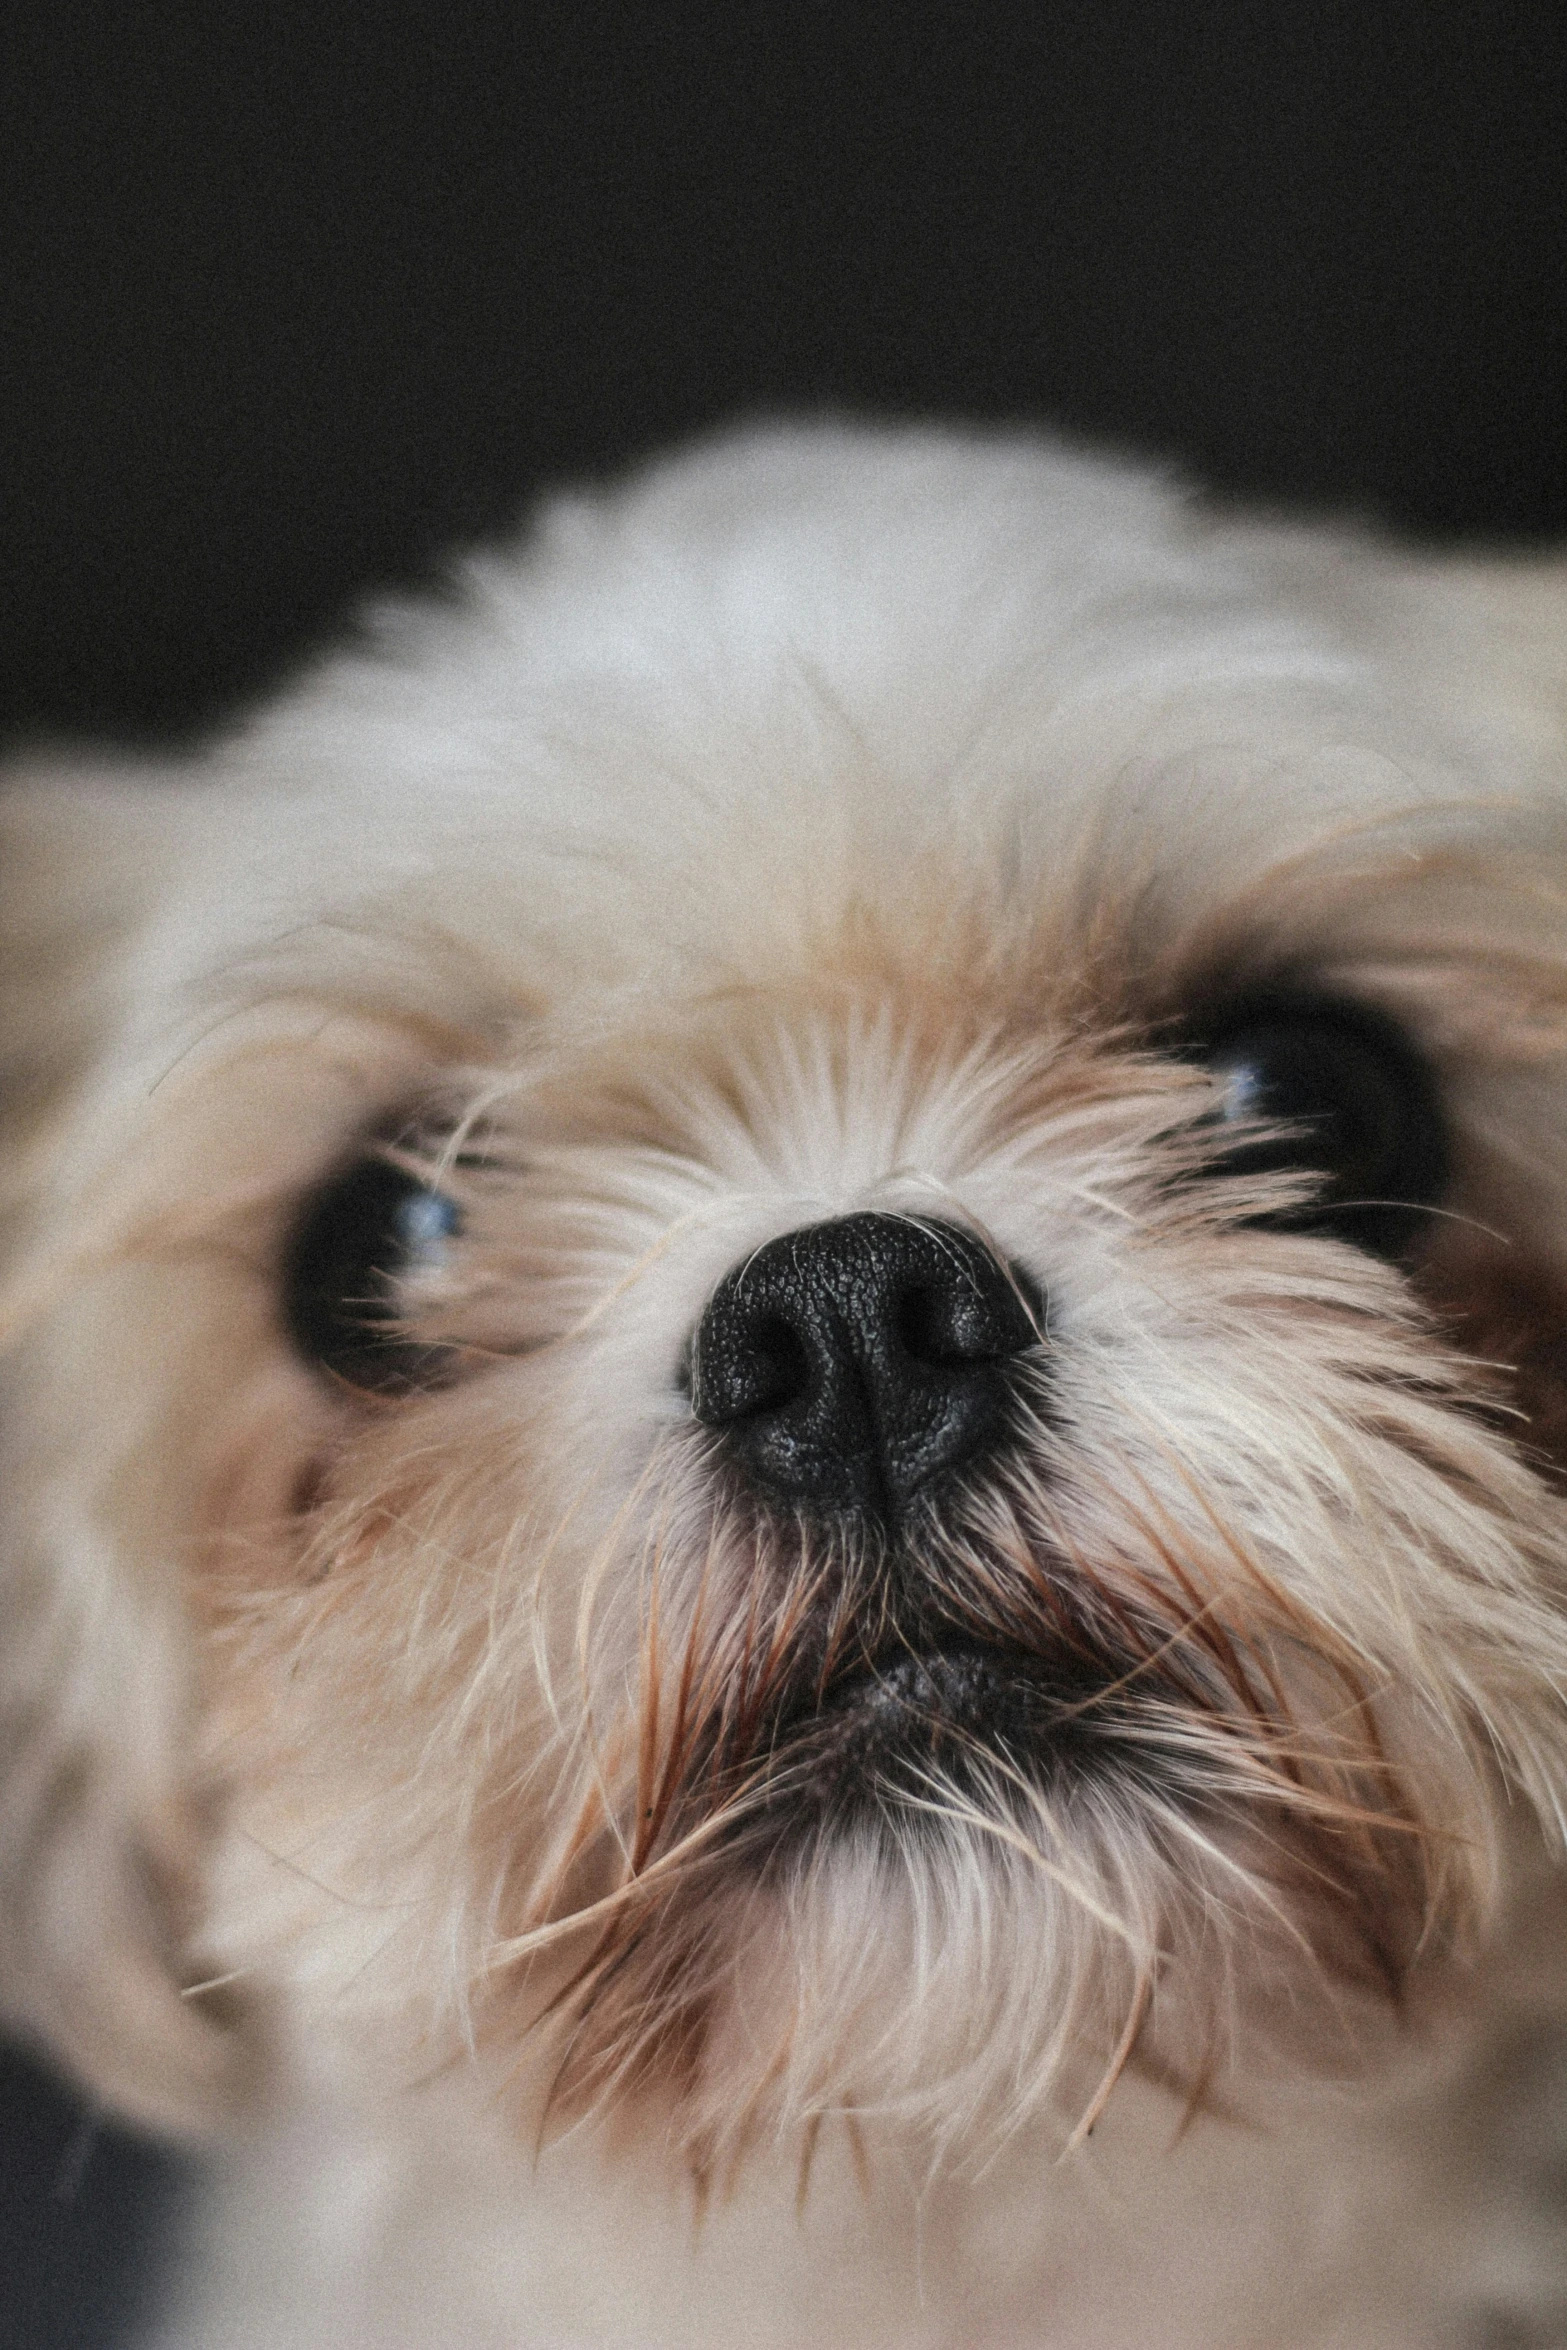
689, 1213, 1041, 1518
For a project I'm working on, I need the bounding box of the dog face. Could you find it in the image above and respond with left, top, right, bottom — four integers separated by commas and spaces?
4, 427, 1567, 2169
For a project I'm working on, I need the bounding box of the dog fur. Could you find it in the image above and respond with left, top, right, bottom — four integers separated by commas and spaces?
4, 423, 1567, 2346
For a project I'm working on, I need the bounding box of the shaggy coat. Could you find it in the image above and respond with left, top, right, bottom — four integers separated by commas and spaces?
4, 426, 1567, 2346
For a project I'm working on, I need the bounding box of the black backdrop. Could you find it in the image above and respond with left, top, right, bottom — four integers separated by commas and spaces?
1, 2, 1564, 2339
5, 2, 1566, 750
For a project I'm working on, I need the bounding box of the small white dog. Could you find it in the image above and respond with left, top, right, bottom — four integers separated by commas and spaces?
4, 425, 1567, 2348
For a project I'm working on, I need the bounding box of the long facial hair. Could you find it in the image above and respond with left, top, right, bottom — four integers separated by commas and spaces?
116, 858, 1567, 2169
204, 1117, 1567, 2175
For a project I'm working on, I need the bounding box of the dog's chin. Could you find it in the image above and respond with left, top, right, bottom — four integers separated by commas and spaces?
659, 1508, 1192, 1884
480, 1492, 1449, 2166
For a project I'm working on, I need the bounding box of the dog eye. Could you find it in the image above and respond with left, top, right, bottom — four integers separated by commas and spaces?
283, 1159, 463, 1392
1197, 1000, 1447, 1257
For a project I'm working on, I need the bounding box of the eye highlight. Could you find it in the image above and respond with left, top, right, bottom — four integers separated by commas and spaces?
283, 1157, 463, 1393
1194, 998, 1448, 1258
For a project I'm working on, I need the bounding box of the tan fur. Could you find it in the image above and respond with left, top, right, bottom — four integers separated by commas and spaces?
4, 423, 1567, 2344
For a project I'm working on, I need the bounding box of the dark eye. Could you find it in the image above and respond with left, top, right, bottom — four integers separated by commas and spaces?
284, 1158, 463, 1392
1197, 999, 1447, 1257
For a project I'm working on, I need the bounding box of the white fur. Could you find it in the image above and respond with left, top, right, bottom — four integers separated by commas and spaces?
4, 423, 1567, 2346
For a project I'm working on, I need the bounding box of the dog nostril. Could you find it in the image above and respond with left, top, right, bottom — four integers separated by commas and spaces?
894, 1268, 1037, 1367
896, 1281, 964, 1366
745, 1313, 814, 1410
696, 1309, 813, 1425
689, 1214, 1043, 1519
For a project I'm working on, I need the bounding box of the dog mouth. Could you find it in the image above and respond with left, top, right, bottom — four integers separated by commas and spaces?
745, 1633, 1147, 1833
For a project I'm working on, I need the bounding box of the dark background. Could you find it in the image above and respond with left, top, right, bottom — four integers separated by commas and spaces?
1, 2, 1563, 2339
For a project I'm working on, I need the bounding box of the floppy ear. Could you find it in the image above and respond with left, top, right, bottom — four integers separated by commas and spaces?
0, 770, 239, 2135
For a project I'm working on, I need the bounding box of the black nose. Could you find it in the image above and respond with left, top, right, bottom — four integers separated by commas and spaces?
689, 1214, 1042, 1519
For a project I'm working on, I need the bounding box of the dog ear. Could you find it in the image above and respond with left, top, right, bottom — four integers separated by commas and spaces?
0, 773, 240, 2135
0, 1391, 236, 2137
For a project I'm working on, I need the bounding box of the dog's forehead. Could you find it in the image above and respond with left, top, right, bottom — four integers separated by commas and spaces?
34, 426, 1548, 1052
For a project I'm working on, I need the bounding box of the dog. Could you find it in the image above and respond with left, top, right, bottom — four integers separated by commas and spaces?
4, 423, 1567, 2347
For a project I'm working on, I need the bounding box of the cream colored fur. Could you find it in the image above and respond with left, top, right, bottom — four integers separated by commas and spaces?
4, 424, 1567, 2346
